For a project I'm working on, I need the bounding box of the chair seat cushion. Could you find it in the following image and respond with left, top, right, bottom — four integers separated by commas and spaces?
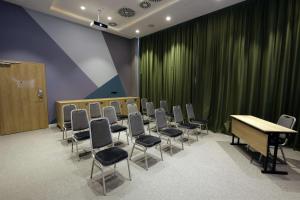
117, 114, 128, 120
95, 147, 128, 166
64, 122, 72, 130
143, 119, 150, 125
136, 135, 161, 147
161, 128, 183, 137
111, 124, 127, 132
191, 119, 208, 124
179, 122, 199, 129
73, 130, 90, 141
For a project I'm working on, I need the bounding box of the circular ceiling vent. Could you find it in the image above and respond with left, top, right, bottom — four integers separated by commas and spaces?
108, 22, 118, 27
118, 8, 135, 17
140, 1, 151, 9
149, 0, 162, 2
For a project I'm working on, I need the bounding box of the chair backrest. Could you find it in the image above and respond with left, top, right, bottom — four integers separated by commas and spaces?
89, 102, 102, 119
277, 115, 296, 139
128, 112, 145, 138
186, 103, 195, 120
160, 100, 169, 113
110, 101, 121, 114
155, 108, 168, 130
173, 105, 184, 124
63, 104, 77, 123
71, 109, 89, 132
103, 106, 118, 124
126, 98, 135, 105
146, 102, 155, 117
127, 103, 139, 114
89, 118, 113, 149
141, 98, 148, 112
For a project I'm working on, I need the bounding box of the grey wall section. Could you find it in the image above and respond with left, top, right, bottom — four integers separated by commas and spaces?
102, 32, 139, 96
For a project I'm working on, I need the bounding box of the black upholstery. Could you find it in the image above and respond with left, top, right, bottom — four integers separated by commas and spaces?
143, 119, 150, 125
160, 128, 183, 137
117, 114, 128, 120
64, 122, 72, 129
179, 122, 199, 129
191, 119, 208, 124
74, 130, 90, 141
90, 119, 112, 149
95, 146, 128, 166
136, 135, 161, 147
111, 124, 127, 132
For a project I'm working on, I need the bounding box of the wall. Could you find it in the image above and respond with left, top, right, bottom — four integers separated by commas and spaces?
0, 1, 138, 123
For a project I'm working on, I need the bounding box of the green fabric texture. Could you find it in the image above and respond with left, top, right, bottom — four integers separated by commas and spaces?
140, 0, 300, 148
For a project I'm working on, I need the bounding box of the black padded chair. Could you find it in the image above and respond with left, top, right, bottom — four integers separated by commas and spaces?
173, 105, 200, 143
110, 101, 127, 122
62, 104, 77, 140
141, 98, 148, 115
71, 109, 90, 156
186, 103, 209, 134
128, 112, 163, 170
89, 118, 131, 195
127, 103, 150, 127
103, 106, 129, 145
155, 108, 184, 155
89, 102, 102, 120
160, 100, 173, 120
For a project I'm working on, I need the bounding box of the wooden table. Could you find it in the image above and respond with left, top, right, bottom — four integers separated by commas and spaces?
230, 115, 297, 175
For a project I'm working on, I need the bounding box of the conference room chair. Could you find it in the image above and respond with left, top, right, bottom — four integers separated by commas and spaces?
128, 112, 163, 170
127, 103, 150, 127
160, 100, 173, 120
103, 106, 129, 145
271, 115, 296, 163
110, 101, 127, 123
146, 102, 155, 120
186, 103, 209, 134
126, 98, 135, 105
89, 118, 131, 195
173, 105, 200, 143
71, 109, 90, 156
89, 102, 102, 120
141, 98, 148, 115
155, 108, 184, 155
62, 104, 77, 140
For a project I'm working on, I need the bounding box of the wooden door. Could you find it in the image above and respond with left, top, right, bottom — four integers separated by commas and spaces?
0, 62, 48, 135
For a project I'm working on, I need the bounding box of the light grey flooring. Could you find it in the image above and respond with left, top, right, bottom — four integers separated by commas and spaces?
0, 125, 300, 200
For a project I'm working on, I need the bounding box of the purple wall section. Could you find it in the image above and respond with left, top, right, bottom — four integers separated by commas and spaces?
0, 1, 97, 122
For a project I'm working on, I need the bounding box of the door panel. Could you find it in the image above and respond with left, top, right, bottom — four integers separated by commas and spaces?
0, 62, 48, 135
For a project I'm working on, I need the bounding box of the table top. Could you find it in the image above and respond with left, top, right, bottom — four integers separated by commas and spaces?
231, 115, 297, 133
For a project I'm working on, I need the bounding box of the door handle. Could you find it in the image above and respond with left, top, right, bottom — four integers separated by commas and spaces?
37, 88, 43, 99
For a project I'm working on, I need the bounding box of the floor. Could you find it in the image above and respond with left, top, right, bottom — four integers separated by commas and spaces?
0, 125, 300, 200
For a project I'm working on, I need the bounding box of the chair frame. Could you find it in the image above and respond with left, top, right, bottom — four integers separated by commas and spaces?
62, 104, 77, 140
128, 112, 163, 170
70, 109, 90, 157
186, 103, 209, 135
89, 118, 131, 195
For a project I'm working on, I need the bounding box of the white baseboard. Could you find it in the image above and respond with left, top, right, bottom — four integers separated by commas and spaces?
48, 123, 57, 128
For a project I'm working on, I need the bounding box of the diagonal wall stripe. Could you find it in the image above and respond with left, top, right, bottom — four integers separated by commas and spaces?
27, 9, 118, 87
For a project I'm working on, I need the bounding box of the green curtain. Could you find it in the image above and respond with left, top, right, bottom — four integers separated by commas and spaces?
140, 0, 300, 148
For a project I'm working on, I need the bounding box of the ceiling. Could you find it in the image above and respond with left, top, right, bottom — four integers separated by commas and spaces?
5, 0, 244, 39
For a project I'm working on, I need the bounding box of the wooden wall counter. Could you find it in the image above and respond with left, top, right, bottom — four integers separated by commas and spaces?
56, 97, 140, 129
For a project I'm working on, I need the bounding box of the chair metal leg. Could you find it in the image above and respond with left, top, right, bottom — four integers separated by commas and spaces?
187, 130, 191, 145
206, 124, 209, 134
118, 132, 120, 141
62, 128, 65, 140
181, 135, 184, 150
159, 143, 163, 161
130, 143, 135, 160
279, 146, 287, 163
144, 148, 148, 170
90, 159, 95, 179
76, 142, 79, 154
71, 140, 74, 152
127, 158, 132, 181
169, 139, 173, 156
101, 168, 106, 195
126, 131, 129, 145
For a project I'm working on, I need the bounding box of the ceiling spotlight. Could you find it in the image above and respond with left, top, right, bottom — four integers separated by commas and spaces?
107, 16, 112, 20
80, 6, 86, 10
135, 29, 140, 34
166, 16, 171, 21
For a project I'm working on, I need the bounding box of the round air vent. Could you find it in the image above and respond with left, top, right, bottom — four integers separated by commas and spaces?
118, 7, 135, 17
139, 1, 151, 9
108, 22, 118, 27
149, 0, 162, 2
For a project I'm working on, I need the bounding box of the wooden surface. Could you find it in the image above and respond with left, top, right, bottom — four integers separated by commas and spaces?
231, 115, 297, 133
0, 62, 49, 135
56, 97, 140, 129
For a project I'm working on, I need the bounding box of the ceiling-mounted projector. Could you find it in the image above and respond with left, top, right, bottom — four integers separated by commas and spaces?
90, 9, 108, 29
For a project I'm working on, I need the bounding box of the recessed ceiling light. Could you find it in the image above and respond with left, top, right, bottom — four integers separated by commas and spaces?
166, 16, 171, 21
107, 16, 112, 20
80, 6, 86, 10
135, 29, 140, 34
